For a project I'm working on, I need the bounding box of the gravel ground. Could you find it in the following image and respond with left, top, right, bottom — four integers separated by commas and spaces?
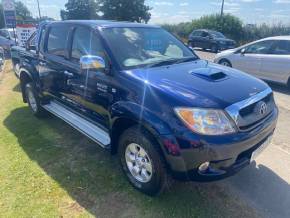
195, 49, 290, 218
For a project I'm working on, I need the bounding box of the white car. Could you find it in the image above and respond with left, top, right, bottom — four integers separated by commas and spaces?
214, 36, 290, 88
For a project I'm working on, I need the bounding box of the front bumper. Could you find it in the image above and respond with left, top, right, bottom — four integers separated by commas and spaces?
164, 107, 278, 182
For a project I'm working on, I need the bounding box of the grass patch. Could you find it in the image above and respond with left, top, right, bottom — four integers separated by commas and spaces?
0, 62, 258, 217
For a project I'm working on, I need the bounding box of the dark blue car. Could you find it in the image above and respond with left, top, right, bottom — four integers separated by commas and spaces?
15, 20, 278, 196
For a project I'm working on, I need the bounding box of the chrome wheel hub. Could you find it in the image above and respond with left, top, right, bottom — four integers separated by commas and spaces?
27, 89, 37, 112
125, 143, 153, 183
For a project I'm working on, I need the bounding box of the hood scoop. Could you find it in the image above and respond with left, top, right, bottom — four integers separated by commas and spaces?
190, 67, 229, 82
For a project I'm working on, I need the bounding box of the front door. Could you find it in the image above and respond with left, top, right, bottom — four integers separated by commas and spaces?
64, 25, 112, 128
232, 40, 274, 78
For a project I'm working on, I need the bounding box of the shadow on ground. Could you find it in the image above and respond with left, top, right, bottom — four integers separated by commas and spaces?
225, 161, 290, 218
267, 82, 290, 96
4, 107, 289, 217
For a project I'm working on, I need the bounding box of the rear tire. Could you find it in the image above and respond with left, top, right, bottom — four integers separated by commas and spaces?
118, 126, 169, 196
25, 83, 47, 117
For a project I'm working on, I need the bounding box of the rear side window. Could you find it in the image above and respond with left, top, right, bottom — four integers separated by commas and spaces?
47, 25, 70, 57
270, 40, 290, 55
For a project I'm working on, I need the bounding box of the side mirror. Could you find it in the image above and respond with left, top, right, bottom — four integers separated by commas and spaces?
80, 55, 106, 71
240, 48, 246, 55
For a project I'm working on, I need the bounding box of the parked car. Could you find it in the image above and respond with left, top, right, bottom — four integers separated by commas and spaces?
188, 29, 236, 53
0, 28, 17, 42
0, 47, 4, 70
214, 36, 290, 88
0, 35, 16, 56
16, 20, 278, 196
11, 30, 36, 78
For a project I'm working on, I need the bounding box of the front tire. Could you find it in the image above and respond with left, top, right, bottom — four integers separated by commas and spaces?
219, 59, 232, 67
118, 126, 169, 196
25, 83, 47, 117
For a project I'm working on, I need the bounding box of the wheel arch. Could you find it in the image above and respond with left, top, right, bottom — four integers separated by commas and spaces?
218, 58, 232, 67
110, 116, 168, 157
19, 69, 33, 103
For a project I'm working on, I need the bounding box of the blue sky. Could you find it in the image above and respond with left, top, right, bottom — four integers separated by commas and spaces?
20, 0, 290, 24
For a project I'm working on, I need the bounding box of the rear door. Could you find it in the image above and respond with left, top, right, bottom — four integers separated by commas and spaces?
259, 40, 290, 84
38, 24, 71, 100
231, 40, 274, 78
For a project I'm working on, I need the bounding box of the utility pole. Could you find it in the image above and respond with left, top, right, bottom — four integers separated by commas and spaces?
221, 0, 225, 16
36, 0, 41, 19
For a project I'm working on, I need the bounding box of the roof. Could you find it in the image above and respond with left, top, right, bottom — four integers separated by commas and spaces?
49, 20, 159, 29
262, 35, 290, 40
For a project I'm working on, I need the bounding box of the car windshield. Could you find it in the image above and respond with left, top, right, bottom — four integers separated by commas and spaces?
101, 27, 197, 69
210, 31, 225, 38
0, 30, 10, 38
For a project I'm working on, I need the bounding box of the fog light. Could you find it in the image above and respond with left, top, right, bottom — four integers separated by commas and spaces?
198, 162, 210, 172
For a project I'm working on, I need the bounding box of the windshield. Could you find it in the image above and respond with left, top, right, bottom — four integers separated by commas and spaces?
210, 31, 225, 39
0, 30, 10, 38
102, 27, 197, 69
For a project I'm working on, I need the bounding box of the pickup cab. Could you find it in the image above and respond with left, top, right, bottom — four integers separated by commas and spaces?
16, 20, 278, 196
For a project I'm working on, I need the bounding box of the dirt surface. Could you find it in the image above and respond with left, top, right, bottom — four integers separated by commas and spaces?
196, 49, 290, 218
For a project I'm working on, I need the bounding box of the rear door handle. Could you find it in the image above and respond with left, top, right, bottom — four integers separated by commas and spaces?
64, 70, 74, 78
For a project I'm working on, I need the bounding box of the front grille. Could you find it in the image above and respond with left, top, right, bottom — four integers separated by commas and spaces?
239, 93, 273, 117
225, 88, 275, 132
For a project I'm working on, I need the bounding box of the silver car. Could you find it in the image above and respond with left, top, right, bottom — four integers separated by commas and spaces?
214, 36, 290, 88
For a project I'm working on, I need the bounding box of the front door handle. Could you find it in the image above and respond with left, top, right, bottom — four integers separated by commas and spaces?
64, 70, 74, 78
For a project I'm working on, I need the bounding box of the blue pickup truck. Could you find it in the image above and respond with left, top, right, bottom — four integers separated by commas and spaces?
14, 20, 278, 196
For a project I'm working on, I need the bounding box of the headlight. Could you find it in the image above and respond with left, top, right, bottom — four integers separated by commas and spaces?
174, 108, 236, 135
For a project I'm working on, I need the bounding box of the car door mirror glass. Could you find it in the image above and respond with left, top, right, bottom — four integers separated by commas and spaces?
80, 55, 106, 71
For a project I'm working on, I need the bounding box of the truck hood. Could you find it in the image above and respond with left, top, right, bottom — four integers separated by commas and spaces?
123, 60, 269, 109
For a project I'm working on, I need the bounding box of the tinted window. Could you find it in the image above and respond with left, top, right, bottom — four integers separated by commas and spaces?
201, 32, 209, 37
39, 27, 46, 53
270, 40, 290, 55
71, 27, 106, 62
245, 40, 273, 54
47, 25, 70, 57
27, 32, 36, 48
192, 31, 201, 37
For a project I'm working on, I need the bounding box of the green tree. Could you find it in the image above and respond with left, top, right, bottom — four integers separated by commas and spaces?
60, 0, 100, 20
15, 1, 33, 21
100, 0, 151, 23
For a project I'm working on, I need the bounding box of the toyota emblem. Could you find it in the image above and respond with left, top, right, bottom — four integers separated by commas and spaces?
259, 102, 268, 116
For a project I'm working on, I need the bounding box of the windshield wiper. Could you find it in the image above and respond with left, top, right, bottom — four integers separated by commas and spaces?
146, 56, 198, 68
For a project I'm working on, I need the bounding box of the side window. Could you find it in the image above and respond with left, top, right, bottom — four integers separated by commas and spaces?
27, 32, 36, 48
71, 26, 106, 63
245, 40, 273, 54
270, 40, 290, 55
201, 32, 209, 37
47, 25, 70, 57
39, 27, 46, 53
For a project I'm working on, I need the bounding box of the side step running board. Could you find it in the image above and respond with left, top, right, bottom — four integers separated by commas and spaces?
43, 101, 111, 148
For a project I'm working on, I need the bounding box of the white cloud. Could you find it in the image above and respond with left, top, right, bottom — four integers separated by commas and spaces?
154, 1, 174, 6
273, 0, 290, 3
180, 2, 189, 6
